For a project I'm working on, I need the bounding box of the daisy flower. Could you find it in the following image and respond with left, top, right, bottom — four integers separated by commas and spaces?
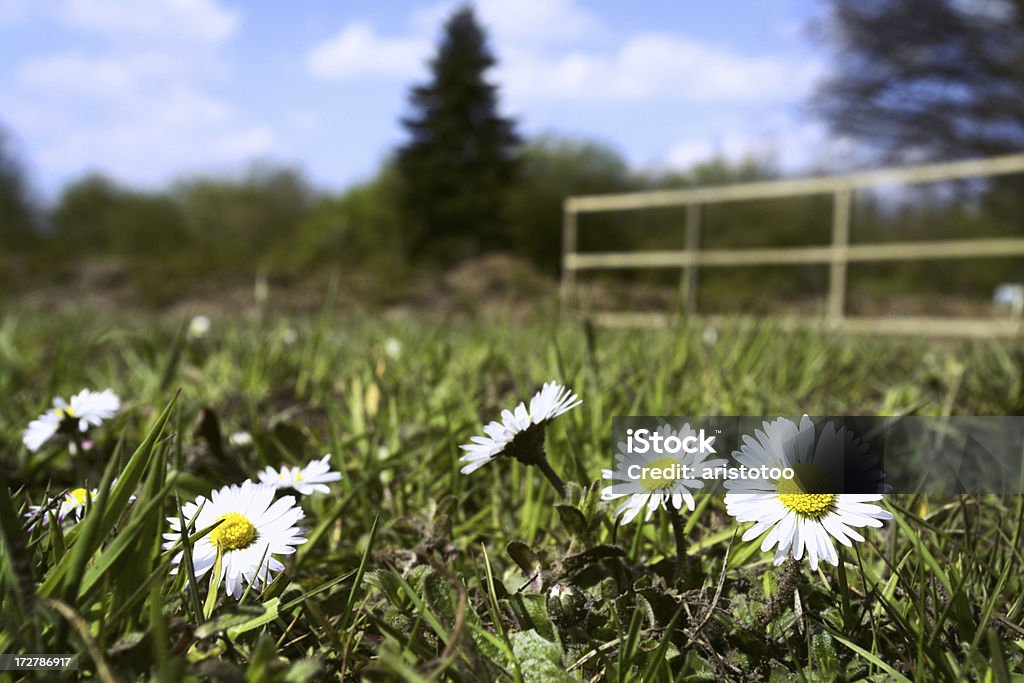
22, 389, 121, 452
163, 480, 307, 599
25, 487, 94, 530
25, 481, 136, 531
602, 423, 727, 524
229, 431, 254, 447
188, 315, 211, 340
459, 381, 581, 476
257, 454, 342, 495
383, 337, 402, 359
724, 415, 893, 570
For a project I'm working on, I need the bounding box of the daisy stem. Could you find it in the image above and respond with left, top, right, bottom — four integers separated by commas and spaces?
757, 558, 801, 632
71, 433, 84, 483
836, 548, 854, 629
535, 457, 566, 499
670, 507, 688, 583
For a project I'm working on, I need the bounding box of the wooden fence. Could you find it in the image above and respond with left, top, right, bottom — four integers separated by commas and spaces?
560, 153, 1024, 337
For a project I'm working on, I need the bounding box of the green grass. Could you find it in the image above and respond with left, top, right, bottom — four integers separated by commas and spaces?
1, 308, 1023, 681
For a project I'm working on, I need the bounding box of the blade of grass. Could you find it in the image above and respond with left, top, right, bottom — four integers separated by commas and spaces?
293, 488, 356, 570
77, 474, 177, 600
384, 568, 450, 647
176, 498, 207, 623
202, 549, 224, 619
639, 605, 684, 681
238, 543, 270, 606
617, 605, 646, 683
158, 319, 188, 394
831, 633, 912, 683
57, 435, 119, 605
40, 394, 178, 598
278, 570, 357, 613
339, 513, 379, 635
45, 599, 118, 683
0, 470, 38, 649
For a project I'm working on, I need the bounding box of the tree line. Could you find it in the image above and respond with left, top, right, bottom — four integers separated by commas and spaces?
2, 2, 1023, 307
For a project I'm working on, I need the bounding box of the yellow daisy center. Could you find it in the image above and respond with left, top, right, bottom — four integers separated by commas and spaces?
210, 512, 258, 551
69, 488, 90, 505
777, 463, 836, 518
58, 407, 76, 418
639, 456, 684, 493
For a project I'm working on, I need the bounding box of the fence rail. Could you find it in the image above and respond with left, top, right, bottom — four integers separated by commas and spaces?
560, 152, 1024, 336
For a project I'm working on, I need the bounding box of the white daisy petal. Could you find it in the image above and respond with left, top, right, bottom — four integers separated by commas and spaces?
164, 482, 307, 600
21, 389, 120, 452
22, 413, 62, 452
257, 454, 342, 495
68, 389, 121, 430
458, 381, 581, 475
604, 423, 719, 525
725, 416, 892, 569
25, 480, 136, 532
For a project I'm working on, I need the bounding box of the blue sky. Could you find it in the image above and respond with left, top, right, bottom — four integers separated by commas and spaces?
0, 0, 844, 198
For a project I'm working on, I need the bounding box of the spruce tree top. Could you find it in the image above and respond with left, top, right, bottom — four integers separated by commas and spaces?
396, 5, 520, 262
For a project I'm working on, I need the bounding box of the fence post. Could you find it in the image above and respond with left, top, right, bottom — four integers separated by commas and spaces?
682, 203, 701, 314
560, 201, 578, 311
828, 188, 852, 324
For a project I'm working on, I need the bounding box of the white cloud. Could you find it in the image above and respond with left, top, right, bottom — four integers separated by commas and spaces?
308, 4, 820, 109
412, 0, 604, 46
309, 0, 606, 83
665, 135, 767, 169
303, 5, 825, 176
7, 0, 273, 188
307, 22, 429, 79
660, 118, 861, 174
36, 122, 272, 186
478, 0, 602, 44
17, 52, 187, 96
500, 35, 822, 104
59, 0, 239, 43
20, 78, 273, 185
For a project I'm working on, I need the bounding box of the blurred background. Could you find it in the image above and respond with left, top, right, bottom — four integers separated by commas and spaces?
1, 0, 1022, 319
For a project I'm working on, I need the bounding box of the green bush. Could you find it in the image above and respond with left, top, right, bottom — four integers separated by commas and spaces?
506, 134, 635, 274
272, 163, 408, 277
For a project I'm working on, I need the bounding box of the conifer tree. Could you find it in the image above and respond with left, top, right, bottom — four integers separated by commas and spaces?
0, 127, 37, 248
396, 5, 520, 262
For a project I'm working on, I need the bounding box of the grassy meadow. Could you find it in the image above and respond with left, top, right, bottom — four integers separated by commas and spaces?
1, 306, 1023, 681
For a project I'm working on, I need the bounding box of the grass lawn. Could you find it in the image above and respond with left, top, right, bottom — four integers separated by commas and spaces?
1, 309, 1022, 681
